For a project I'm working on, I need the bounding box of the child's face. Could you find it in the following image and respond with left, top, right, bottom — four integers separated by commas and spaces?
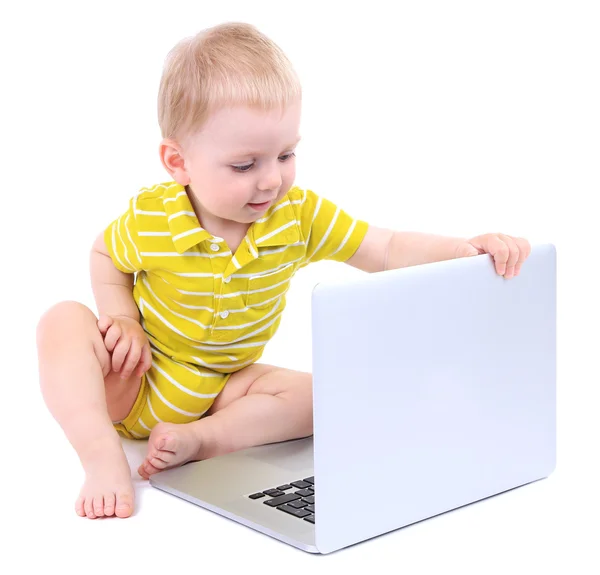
180, 99, 301, 227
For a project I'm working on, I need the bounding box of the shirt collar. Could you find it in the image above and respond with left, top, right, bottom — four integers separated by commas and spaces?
162, 183, 301, 254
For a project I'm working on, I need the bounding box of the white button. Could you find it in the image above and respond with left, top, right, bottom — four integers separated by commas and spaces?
210, 243, 220, 252
223, 276, 231, 284
220, 311, 229, 319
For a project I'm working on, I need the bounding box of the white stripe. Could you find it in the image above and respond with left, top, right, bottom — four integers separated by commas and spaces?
147, 396, 163, 423
179, 361, 220, 377
147, 374, 208, 417
190, 355, 256, 370
330, 219, 357, 258
111, 220, 133, 272
167, 210, 196, 222
143, 277, 211, 329
256, 198, 303, 223
176, 276, 289, 299
256, 200, 290, 222
138, 231, 171, 236
140, 251, 231, 258
232, 257, 301, 278
246, 276, 291, 295
152, 361, 220, 398
214, 298, 282, 330
192, 340, 268, 351
140, 183, 178, 194
140, 298, 196, 339
172, 272, 218, 278
151, 346, 221, 377
171, 257, 302, 278
232, 255, 241, 269
163, 190, 188, 203
173, 290, 283, 332
255, 220, 298, 244
247, 291, 288, 309
226, 355, 237, 361
135, 209, 166, 216
245, 236, 258, 259
177, 289, 285, 312
170, 300, 215, 312
173, 227, 203, 242
204, 309, 284, 345
305, 195, 322, 248
258, 242, 304, 256
307, 207, 340, 262
128, 197, 143, 266
138, 418, 152, 432
128, 429, 144, 438
120, 215, 135, 270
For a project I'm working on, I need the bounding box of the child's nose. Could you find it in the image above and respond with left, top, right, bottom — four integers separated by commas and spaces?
258, 164, 283, 192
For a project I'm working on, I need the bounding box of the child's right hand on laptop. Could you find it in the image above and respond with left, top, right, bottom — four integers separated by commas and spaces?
97, 315, 152, 379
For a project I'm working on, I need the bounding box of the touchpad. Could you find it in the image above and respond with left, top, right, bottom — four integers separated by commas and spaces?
242, 436, 314, 472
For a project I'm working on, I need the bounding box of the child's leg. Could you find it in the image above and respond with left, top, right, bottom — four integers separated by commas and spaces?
36, 301, 142, 519
138, 363, 312, 478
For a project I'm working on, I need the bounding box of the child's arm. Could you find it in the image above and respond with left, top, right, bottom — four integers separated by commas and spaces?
90, 233, 140, 322
346, 226, 466, 273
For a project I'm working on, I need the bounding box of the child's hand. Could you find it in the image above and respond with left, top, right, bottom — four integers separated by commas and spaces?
97, 315, 152, 379
455, 233, 531, 279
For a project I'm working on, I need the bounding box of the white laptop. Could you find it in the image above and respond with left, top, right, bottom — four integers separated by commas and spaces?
150, 242, 557, 554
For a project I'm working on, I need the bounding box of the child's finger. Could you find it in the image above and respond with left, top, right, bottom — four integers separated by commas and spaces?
111, 339, 130, 373
97, 315, 113, 335
120, 342, 142, 380
104, 324, 122, 353
135, 344, 152, 376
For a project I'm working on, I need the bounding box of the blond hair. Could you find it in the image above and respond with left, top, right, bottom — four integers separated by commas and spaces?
157, 22, 302, 146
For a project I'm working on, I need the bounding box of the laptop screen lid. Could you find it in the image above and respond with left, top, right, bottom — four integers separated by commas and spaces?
311, 243, 556, 554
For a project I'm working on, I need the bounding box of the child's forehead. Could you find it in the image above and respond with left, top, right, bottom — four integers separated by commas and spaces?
199, 101, 301, 152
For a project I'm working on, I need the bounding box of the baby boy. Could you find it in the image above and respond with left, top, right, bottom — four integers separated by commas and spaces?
36, 22, 531, 520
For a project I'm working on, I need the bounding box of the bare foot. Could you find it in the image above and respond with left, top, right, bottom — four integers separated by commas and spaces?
75, 442, 134, 519
138, 422, 203, 480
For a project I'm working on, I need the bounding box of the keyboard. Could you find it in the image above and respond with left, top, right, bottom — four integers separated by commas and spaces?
248, 476, 315, 524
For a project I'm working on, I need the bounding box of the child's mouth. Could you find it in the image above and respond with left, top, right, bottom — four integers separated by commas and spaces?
248, 200, 271, 211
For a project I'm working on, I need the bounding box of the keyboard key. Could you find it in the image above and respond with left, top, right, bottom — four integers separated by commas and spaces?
278, 504, 312, 518
303, 495, 315, 505
306, 504, 315, 513
295, 488, 313, 497
290, 480, 311, 489
303, 515, 315, 524
263, 489, 285, 497
276, 484, 293, 491
288, 499, 308, 509
303, 477, 314, 485
249, 493, 265, 499
263, 492, 301, 507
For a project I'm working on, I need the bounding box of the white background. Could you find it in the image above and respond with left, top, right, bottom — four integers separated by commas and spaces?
1, 0, 599, 572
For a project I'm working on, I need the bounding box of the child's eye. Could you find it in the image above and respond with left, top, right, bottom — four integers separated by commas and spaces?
231, 152, 296, 173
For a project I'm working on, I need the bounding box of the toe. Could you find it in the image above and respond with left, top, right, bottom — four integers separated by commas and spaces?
138, 459, 162, 479
93, 495, 105, 518
84, 497, 97, 519
75, 496, 86, 517
115, 491, 134, 518
148, 455, 170, 471
104, 492, 116, 517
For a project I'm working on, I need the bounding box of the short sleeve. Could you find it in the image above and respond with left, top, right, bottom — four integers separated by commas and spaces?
103, 196, 144, 273
296, 188, 369, 265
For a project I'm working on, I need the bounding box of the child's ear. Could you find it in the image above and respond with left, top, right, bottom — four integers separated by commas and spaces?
159, 138, 190, 185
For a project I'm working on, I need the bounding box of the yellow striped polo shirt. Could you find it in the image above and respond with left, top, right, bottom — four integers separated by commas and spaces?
104, 182, 368, 374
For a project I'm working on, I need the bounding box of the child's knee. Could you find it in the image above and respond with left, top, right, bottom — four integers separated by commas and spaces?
37, 301, 106, 359
38, 301, 91, 342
